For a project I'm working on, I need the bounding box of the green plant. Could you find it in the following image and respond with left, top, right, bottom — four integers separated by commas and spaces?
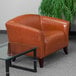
39, 0, 76, 22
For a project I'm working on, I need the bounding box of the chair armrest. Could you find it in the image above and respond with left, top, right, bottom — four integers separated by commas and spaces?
6, 21, 44, 46
41, 16, 70, 41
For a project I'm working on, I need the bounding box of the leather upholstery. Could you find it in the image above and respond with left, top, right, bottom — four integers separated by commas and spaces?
6, 14, 70, 59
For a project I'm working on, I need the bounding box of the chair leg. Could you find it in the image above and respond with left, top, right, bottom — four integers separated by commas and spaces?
63, 47, 68, 55
12, 58, 16, 62
39, 58, 44, 68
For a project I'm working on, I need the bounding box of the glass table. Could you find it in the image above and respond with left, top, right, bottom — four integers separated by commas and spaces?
0, 42, 37, 76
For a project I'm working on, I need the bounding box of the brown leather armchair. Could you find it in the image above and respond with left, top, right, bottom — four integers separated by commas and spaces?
6, 14, 70, 68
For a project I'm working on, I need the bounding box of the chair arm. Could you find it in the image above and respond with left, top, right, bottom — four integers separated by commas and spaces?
41, 16, 70, 41
6, 21, 44, 46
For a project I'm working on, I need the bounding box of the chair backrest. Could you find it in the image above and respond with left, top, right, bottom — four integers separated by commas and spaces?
12, 14, 42, 30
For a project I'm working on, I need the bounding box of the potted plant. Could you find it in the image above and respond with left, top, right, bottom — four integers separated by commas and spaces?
39, 0, 76, 22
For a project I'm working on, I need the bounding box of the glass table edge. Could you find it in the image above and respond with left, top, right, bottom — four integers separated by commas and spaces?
0, 42, 37, 60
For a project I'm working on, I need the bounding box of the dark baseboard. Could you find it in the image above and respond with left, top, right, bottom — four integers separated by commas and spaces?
0, 30, 7, 34
70, 31, 76, 36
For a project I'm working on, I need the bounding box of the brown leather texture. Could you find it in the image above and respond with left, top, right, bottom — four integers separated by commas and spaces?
6, 14, 70, 59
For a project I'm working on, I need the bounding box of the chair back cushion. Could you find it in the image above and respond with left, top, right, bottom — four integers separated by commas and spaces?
12, 14, 41, 30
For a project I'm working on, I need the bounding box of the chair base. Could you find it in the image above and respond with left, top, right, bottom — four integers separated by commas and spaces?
38, 47, 68, 68
12, 58, 16, 62
39, 58, 44, 68
12, 47, 68, 68
63, 47, 68, 55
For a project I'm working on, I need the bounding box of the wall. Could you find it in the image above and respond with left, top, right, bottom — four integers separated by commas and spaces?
0, 0, 41, 30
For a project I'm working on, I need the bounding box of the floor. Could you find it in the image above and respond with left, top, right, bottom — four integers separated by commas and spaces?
0, 33, 76, 76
